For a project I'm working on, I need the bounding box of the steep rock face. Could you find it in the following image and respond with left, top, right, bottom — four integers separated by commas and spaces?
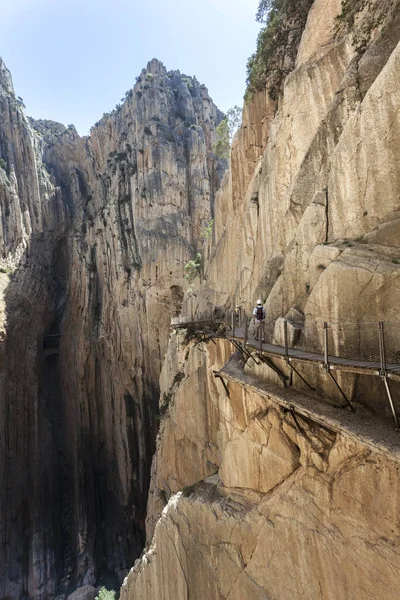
122, 338, 400, 600
186, 0, 400, 414
0, 58, 224, 598
0, 59, 66, 266
124, 1, 400, 598
0, 59, 70, 600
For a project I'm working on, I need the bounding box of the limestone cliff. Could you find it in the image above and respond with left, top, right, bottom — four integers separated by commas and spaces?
122, 336, 400, 600
186, 0, 400, 415
121, 1, 400, 599
0, 57, 224, 598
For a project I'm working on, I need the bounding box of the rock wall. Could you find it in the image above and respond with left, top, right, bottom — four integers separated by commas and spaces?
184, 0, 400, 414
0, 58, 224, 598
122, 1, 400, 598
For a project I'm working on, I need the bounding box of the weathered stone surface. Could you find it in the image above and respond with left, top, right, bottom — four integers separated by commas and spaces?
273, 316, 302, 346
296, 0, 342, 65
2, 0, 400, 596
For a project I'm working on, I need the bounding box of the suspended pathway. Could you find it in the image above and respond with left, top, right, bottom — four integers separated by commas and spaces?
171, 312, 400, 429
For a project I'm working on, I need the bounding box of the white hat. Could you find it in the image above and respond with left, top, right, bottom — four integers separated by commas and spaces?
256, 299, 262, 305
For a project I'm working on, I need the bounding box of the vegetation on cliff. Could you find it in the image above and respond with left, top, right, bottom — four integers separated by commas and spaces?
212, 106, 242, 159
246, 0, 314, 100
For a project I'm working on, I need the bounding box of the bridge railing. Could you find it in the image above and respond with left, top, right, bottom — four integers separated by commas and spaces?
171, 310, 400, 427
171, 309, 400, 367
299, 320, 400, 365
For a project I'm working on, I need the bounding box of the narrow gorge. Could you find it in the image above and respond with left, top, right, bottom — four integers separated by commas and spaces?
1, 0, 400, 598
0, 57, 224, 598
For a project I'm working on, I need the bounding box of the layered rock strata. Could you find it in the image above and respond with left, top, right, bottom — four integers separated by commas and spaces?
0, 58, 224, 598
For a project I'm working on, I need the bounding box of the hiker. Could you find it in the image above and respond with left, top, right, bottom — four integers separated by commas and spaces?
234, 305, 240, 325
253, 299, 266, 341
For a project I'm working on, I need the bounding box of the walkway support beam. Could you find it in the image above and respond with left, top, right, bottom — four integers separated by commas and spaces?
383, 377, 399, 430
379, 322, 399, 429
213, 370, 230, 398
288, 362, 316, 391
327, 370, 355, 412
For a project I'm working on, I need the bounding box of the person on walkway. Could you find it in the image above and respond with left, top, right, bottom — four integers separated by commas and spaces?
253, 299, 266, 341
234, 305, 240, 325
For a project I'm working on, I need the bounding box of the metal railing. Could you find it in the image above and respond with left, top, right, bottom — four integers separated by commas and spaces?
171, 308, 400, 427
173, 311, 400, 365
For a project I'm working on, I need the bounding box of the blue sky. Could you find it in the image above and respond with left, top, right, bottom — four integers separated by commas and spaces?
1, 0, 261, 135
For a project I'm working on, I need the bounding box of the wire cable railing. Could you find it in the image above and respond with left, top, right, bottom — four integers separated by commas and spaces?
171, 307, 400, 428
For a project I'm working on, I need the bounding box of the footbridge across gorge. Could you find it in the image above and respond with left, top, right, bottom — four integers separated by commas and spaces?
171, 313, 400, 429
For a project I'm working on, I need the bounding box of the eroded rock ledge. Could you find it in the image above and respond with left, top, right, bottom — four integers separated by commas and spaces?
122, 335, 400, 600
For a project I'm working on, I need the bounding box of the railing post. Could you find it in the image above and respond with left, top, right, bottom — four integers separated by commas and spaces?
378, 321, 399, 429
284, 319, 289, 361
232, 306, 235, 338
324, 322, 329, 372
378, 321, 386, 376
244, 313, 248, 349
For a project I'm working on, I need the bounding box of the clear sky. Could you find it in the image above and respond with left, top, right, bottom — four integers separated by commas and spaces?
1, 0, 261, 135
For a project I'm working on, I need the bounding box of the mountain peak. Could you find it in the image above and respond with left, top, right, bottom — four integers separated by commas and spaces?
0, 58, 14, 94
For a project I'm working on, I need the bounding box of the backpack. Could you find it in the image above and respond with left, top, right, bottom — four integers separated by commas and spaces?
256, 306, 264, 321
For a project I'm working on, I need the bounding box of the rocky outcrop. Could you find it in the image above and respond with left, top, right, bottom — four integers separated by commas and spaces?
122, 338, 400, 600
0, 57, 224, 598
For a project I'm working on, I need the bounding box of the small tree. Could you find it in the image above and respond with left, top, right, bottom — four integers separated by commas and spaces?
213, 105, 242, 159
184, 253, 202, 283
226, 106, 242, 142
201, 218, 214, 241
213, 119, 230, 159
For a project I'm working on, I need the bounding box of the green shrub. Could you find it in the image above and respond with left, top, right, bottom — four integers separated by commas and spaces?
201, 218, 214, 241
182, 76, 193, 88
213, 106, 241, 159
95, 588, 117, 600
184, 253, 202, 283
246, 0, 313, 101
335, 0, 365, 28
213, 119, 230, 159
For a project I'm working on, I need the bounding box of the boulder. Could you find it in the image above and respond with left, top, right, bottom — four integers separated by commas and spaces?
273, 317, 302, 347
67, 586, 97, 600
